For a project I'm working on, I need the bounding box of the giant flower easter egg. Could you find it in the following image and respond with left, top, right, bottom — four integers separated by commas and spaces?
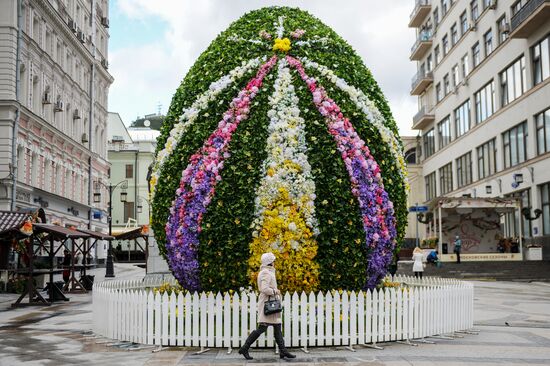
151, 7, 408, 293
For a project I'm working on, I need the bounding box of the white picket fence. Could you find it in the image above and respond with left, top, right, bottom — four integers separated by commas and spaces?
92, 276, 474, 348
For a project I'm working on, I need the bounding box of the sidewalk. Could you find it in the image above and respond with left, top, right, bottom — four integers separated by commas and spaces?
1, 268, 550, 365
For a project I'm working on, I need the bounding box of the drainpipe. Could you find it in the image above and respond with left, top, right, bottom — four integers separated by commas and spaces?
11, 0, 23, 211
88, 0, 96, 236
134, 149, 138, 223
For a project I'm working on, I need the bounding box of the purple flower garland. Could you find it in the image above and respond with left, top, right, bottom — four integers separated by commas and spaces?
287, 55, 397, 289
165, 56, 278, 290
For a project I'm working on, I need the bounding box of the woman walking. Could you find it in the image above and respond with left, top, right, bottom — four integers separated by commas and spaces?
412, 247, 425, 279
239, 252, 296, 360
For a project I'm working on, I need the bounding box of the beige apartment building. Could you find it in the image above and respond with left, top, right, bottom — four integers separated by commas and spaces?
409, 0, 550, 258
0, 0, 112, 256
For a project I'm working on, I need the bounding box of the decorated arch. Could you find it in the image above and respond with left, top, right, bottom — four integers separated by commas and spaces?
150, 7, 408, 293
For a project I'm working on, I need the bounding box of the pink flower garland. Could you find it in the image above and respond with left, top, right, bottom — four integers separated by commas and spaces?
286, 55, 397, 289
165, 55, 278, 290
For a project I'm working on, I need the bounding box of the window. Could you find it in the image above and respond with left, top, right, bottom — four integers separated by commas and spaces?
441, 0, 449, 15
477, 138, 496, 179
456, 152, 472, 188
474, 80, 495, 123
460, 11, 468, 35
439, 163, 453, 195
405, 148, 417, 164
536, 107, 550, 155
482, 0, 492, 10
505, 189, 532, 238
123, 201, 135, 223
434, 45, 441, 65
426, 53, 433, 71
424, 128, 435, 158
484, 29, 493, 56
502, 121, 528, 168
500, 56, 526, 106
451, 23, 458, 46
436, 82, 442, 102
433, 7, 440, 28
511, 0, 523, 16
443, 74, 450, 95
125, 164, 134, 178
471, 0, 479, 21
461, 53, 470, 77
442, 34, 449, 56
472, 42, 481, 67
452, 64, 460, 86
438, 116, 452, 149
532, 35, 550, 85
497, 15, 509, 44
455, 99, 471, 137
426, 172, 437, 201
541, 182, 550, 235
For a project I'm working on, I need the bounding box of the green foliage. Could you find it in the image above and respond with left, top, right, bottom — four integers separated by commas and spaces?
152, 6, 408, 290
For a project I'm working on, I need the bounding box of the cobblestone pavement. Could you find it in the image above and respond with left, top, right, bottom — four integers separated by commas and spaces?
1, 266, 549, 366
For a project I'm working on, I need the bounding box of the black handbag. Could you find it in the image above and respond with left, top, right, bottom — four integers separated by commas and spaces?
264, 295, 282, 315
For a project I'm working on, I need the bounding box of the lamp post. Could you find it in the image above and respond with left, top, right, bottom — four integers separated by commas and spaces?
94, 179, 128, 277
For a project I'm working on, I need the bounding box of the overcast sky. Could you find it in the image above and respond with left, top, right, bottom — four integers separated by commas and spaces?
108, 0, 418, 136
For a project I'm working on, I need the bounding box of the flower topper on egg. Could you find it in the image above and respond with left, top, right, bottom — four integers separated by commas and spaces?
227, 16, 328, 54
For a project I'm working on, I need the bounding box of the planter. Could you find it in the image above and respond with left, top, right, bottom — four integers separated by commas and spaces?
526, 246, 542, 261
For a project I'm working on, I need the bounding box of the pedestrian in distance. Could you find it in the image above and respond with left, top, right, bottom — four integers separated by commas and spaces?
427, 249, 439, 266
238, 252, 296, 360
412, 247, 425, 279
454, 235, 462, 264
62, 249, 71, 284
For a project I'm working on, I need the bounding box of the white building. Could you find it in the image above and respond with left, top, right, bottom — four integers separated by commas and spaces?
409, 0, 550, 259
107, 112, 158, 242
0, 0, 112, 256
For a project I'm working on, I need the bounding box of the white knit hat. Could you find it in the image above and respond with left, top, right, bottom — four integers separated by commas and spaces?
261, 252, 276, 266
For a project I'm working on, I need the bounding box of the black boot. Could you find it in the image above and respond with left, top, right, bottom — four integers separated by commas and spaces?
274, 324, 296, 359
239, 326, 266, 360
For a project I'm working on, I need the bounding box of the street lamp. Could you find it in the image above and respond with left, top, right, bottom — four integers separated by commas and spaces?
94, 179, 128, 277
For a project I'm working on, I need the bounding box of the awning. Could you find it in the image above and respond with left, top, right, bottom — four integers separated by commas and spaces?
112, 226, 148, 240
0, 210, 32, 240
75, 228, 114, 240
33, 224, 90, 241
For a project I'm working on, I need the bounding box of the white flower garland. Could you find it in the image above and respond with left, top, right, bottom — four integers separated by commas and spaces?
150, 56, 266, 197
251, 59, 319, 249
275, 16, 285, 39
300, 57, 409, 191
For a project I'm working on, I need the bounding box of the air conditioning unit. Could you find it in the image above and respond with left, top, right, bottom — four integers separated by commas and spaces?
54, 100, 64, 112
101, 58, 108, 69
42, 92, 52, 104
87, 34, 93, 44
463, 76, 469, 86
68, 19, 77, 32
101, 17, 109, 28
489, 0, 497, 9
502, 23, 510, 33
77, 30, 86, 43
81, 133, 89, 143
73, 109, 81, 120
469, 22, 477, 31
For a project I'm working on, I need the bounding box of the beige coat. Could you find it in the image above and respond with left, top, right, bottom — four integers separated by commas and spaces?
257, 265, 281, 324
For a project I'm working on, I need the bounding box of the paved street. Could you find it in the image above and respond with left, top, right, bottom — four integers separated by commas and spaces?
1, 266, 550, 366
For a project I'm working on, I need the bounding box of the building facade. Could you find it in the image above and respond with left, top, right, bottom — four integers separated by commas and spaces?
402, 136, 427, 247
107, 112, 158, 246
409, 0, 550, 257
0, 0, 112, 256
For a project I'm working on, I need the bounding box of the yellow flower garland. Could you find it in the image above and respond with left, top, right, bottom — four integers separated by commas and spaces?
272, 38, 291, 52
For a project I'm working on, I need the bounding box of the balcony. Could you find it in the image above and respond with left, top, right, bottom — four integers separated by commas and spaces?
412, 105, 435, 130
509, 0, 550, 38
411, 70, 434, 96
410, 30, 433, 61
409, 0, 432, 28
